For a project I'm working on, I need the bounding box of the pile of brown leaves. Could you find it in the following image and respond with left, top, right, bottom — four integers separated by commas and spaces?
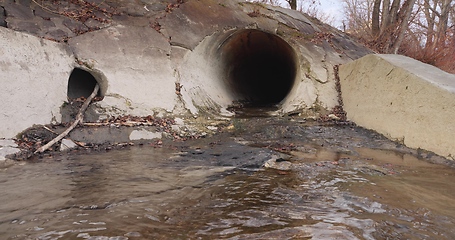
310, 32, 334, 44
104, 115, 175, 129
318, 106, 348, 124
88, 115, 205, 141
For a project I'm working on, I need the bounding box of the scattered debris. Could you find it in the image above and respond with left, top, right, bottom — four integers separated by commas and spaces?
175, 82, 182, 96
32, 0, 118, 24
151, 21, 162, 32
310, 32, 334, 44
165, 0, 184, 13
318, 65, 349, 124
10, 111, 210, 160
247, 9, 262, 18
35, 84, 100, 154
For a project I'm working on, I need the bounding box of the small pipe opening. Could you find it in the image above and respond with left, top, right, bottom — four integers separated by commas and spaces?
219, 29, 298, 107
67, 68, 102, 99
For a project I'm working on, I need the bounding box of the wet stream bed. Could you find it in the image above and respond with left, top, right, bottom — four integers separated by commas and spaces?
1, 116, 455, 239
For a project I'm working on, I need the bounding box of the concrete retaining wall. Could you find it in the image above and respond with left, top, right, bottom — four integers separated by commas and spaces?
340, 54, 455, 160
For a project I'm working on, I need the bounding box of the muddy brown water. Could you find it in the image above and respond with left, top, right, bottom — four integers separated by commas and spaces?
1, 116, 455, 239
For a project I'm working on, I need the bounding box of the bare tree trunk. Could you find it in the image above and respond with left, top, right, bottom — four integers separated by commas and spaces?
372, 0, 382, 36
391, 0, 417, 53
381, 0, 391, 30
423, 0, 436, 50
286, 0, 297, 10
436, 0, 451, 46
388, 0, 401, 26
374, 0, 401, 51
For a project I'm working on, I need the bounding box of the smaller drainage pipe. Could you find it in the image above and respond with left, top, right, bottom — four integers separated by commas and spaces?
67, 67, 106, 100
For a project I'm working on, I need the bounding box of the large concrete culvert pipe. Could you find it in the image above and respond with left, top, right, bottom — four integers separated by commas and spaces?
218, 29, 298, 106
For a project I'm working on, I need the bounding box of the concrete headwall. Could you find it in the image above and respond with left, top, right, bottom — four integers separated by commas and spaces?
0, 27, 74, 138
0, 0, 372, 139
340, 54, 455, 160
68, 25, 178, 116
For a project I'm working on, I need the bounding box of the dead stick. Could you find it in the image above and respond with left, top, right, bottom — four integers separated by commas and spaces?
35, 84, 100, 154
42, 125, 58, 135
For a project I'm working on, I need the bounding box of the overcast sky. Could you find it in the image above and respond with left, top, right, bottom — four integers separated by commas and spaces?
276, 0, 345, 28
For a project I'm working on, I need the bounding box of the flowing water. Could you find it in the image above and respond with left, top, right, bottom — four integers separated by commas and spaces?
1, 118, 455, 239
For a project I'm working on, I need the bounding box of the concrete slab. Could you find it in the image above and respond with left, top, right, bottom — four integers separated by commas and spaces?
340, 54, 455, 160
0, 139, 20, 161
129, 129, 162, 141
4, 3, 34, 20
163, 0, 248, 50
60, 138, 77, 151
268, 6, 318, 34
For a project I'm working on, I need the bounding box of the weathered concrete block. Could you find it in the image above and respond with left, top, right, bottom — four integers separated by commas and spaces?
60, 138, 77, 151
129, 129, 162, 141
68, 25, 177, 115
0, 139, 20, 161
0, 27, 74, 138
340, 54, 455, 160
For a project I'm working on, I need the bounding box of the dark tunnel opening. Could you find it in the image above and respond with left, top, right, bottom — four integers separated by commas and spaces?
67, 68, 101, 100
219, 29, 298, 106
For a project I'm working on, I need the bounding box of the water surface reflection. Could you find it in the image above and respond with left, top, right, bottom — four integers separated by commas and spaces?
1, 135, 455, 239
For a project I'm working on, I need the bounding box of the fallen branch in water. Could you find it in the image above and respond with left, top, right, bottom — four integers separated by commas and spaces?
34, 84, 99, 154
